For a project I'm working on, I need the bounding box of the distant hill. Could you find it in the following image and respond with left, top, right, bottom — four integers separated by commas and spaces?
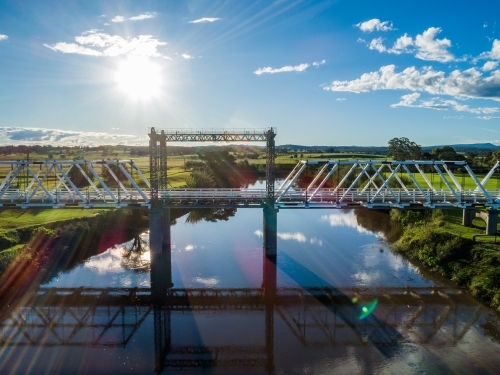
278, 143, 500, 156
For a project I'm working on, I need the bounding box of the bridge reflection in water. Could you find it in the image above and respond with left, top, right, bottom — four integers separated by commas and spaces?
1, 252, 498, 374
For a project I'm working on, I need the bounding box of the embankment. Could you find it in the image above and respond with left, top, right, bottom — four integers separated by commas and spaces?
391, 209, 500, 311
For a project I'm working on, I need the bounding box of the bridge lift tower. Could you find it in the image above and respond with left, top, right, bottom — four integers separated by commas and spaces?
148, 127, 278, 296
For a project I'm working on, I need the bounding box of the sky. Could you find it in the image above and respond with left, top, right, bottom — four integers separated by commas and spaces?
0, 0, 500, 147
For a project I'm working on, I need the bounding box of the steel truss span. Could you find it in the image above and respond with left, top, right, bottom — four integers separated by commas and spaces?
0, 159, 497, 209
0, 160, 151, 209
276, 159, 500, 209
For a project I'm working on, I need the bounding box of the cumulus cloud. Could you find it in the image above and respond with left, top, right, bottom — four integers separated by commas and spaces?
44, 29, 167, 58
368, 37, 387, 53
324, 64, 500, 101
111, 12, 156, 23
414, 27, 455, 62
312, 59, 326, 67
181, 54, 194, 59
391, 33, 414, 54
189, 17, 220, 24
364, 28, 455, 62
0, 34, 7, 41
0, 127, 147, 146
480, 39, 500, 60
355, 19, 394, 32
483, 61, 499, 71
391, 93, 500, 114
336, 98, 346, 101
254, 63, 309, 75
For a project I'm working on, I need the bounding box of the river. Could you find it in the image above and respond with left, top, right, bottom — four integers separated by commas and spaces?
1, 206, 500, 374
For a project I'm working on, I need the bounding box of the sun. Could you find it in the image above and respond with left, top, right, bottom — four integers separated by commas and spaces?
114, 57, 162, 100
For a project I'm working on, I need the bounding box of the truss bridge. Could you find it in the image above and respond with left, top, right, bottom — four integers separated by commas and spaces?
0, 128, 498, 253
0, 159, 498, 210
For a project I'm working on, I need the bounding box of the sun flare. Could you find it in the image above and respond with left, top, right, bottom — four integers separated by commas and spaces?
114, 58, 162, 100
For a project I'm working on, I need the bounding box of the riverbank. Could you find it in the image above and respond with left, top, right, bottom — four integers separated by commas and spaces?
391, 208, 500, 311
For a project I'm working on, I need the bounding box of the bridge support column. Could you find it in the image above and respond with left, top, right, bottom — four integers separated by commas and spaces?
149, 208, 173, 302
484, 209, 499, 235
463, 208, 499, 235
462, 208, 476, 227
263, 205, 278, 258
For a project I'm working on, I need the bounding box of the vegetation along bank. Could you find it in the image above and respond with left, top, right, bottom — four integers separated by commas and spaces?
391, 208, 500, 311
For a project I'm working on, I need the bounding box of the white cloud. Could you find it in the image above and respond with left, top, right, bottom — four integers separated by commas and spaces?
336, 98, 346, 101
44, 42, 103, 56
414, 27, 455, 62
391, 33, 414, 54
369, 37, 387, 53
129, 13, 156, 21
0, 34, 7, 41
482, 39, 500, 60
477, 116, 500, 120
483, 61, 499, 71
0, 127, 147, 146
189, 17, 220, 24
312, 59, 326, 67
391, 93, 500, 114
111, 15, 125, 23
181, 54, 194, 59
364, 28, 455, 62
355, 19, 394, 33
185, 244, 195, 251
324, 64, 500, 101
254, 63, 309, 75
45, 30, 167, 58
112, 12, 156, 23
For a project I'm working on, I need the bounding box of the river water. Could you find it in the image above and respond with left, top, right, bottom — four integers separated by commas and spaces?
1, 206, 500, 374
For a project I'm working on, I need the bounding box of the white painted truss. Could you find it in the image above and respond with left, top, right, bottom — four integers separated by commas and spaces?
0, 159, 497, 209
274, 160, 500, 209
0, 160, 151, 208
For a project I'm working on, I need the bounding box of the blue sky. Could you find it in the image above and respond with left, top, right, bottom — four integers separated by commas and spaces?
0, 0, 499, 147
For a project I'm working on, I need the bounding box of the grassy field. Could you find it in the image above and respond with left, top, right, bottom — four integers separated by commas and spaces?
0, 208, 101, 231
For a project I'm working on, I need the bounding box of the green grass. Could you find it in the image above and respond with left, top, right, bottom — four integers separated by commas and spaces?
0, 208, 101, 231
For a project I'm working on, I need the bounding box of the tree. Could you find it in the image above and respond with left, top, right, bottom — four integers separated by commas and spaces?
431, 146, 464, 161
387, 137, 422, 160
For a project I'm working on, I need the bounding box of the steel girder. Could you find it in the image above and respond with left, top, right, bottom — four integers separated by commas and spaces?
148, 128, 271, 142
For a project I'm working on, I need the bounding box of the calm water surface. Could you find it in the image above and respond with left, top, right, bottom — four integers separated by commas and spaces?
1, 207, 500, 374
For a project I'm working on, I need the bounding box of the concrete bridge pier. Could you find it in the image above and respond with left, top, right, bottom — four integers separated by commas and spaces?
263, 205, 278, 258
149, 208, 173, 302
463, 208, 499, 235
